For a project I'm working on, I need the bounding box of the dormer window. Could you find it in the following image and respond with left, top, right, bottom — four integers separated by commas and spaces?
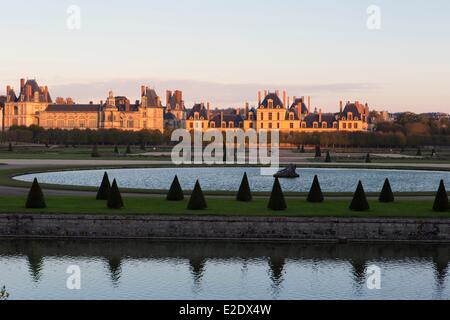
229, 122, 234, 128
322, 122, 328, 128
301, 122, 306, 128
194, 112, 199, 120
222, 122, 226, 128
333, 122, 338, 129
347, 113, 353, 120
210, 122, 215, 128
268, 100, 273, 109
289, 113, 294, 121
313, 122, 318, 129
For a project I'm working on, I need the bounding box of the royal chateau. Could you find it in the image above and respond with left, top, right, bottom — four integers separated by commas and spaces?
0, 79, 369, 134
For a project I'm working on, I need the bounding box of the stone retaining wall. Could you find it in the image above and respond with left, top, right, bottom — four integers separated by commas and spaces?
1, 214, 450, 242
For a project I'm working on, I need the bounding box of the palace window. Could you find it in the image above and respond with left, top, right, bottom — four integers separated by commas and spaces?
289, 114, 294, 121
333, 122, 338, 129
128, 120, 134, 128
222, 122, 226, 128
348, 123, 353, 129
79, 120, 85, 128
269, 113, 273, 121
313, 122, 318, 129
143, 121, 147, 129
290, 123, 294, 129
14, 106, 19, 116
229, 122, 234, 128
343, 123, 347, 129
190, 123, 194, 129
301, 122, 306, 128
57, 120, 65, 128
354, 123, 358, 129
210, 122, 215, 128
68, 120, 75, 128
89, 120, 97, 128
268, 123, 272, 129
268, 100, 273, 108
322, 122, 327, 129
277, 113, 280, 121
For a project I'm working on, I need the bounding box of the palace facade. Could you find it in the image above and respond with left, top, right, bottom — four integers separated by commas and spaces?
186, 90, 370, 134
1, 79, 369, 134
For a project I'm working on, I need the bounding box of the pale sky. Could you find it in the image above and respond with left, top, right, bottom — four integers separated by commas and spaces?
1, 0, 450, 113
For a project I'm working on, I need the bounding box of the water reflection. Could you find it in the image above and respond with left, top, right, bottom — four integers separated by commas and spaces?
0, 240, 449, 299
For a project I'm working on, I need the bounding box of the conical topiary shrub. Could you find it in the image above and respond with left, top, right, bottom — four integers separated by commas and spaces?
350, 181, 370, 212
315, 145, 322, 158
268, 178, 287, 211
91, 144, 100, 158
237, 172, 252, 202
114, 145, 119, 154
96, 172, 111, 200
307, 175, 324, 203
325, 151, 332, 163
126, 145, 132, 154
379, 178, 395, 203
417, 147, 422, 156
107, 179, 124, 209
140, 143, 146, 151
8, 142, 13, 152
433, 180, 449, 212
187, 180, 207, 210
26, 178, 46, 209
365, 153, 371, 163
300, 145, 305, 153
166, 175, 184, 201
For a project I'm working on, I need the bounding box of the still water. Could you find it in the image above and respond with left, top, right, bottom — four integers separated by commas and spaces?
14, 167, 450, 192
0, 239, 449, 300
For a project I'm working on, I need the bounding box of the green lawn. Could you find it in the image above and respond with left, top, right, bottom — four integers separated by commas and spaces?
0, 146, 170, 160
0, 196, 448, 218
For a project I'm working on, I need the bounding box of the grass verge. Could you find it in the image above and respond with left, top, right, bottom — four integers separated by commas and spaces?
0, 196, 448, 218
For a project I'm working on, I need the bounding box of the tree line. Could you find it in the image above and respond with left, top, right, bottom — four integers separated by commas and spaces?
2, 125, 168, 146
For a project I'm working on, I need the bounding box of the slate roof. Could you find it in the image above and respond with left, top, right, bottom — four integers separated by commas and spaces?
18, 79, 52, 103
341, 103, 362, 118
260, 92, 284, 109
187, 104, 208, 120
210, 113, 244, 128
143, 88, 161, 107
304, 113, 338, 128
290, 98, 309, 114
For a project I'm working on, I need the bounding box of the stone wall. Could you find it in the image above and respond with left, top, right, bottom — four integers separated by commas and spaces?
1, 214, 450, 242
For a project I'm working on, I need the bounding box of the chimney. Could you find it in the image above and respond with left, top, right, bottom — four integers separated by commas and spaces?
301, 96, 305, 103
221, 111, 224, 123
276, 90, 280, 97
236, 108, 240, 116
308, 96, 311, 113
6, 85, 10, 95
175, 90, 182, 103
258, 91, 262, 104
166, 90, 172, 106
141, 85, 146, 97
287, 96, 290, 109
319, 108, 323, 123
282, 90, 286, 107
20, 79, 25, 92
264, 90, 267, 97
340, 100, 343, 113
27, 84, 32, 101
245, 102, 249, 118
44, 86, 49, 102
